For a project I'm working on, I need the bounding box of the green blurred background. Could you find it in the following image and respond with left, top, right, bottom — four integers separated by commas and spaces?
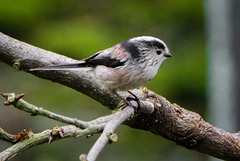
0, 0, 206, 160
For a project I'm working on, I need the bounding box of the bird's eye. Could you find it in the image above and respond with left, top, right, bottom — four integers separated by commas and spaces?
156, 50, 162, 55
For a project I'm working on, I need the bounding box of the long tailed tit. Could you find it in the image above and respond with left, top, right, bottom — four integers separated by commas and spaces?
29, 36, 172, 107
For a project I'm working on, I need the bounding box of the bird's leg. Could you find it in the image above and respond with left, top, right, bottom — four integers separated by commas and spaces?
126, 90, 140, 109
111, 89, 140, 110
126, 90, 139, 100
111, 88, 130, 106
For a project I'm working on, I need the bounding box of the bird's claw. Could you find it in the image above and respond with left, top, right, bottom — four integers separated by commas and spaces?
121, 91, 140, 111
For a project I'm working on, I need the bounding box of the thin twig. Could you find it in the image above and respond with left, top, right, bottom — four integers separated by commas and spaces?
1, 93, 88, 128
0, 92, 137, 161
86, 105, 135, 161
0, 125, 86, 161
0, 92, 134, 134
0, 128, 15, 143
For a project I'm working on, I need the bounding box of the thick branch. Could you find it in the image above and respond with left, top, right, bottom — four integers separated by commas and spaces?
1, 32, 240, 160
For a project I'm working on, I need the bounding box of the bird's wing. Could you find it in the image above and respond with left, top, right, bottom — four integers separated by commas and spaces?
84, 44, 127, 68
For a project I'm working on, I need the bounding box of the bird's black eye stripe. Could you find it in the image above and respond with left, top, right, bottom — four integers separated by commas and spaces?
156, 50, 162, 55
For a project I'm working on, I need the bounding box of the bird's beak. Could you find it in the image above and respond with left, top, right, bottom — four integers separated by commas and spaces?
164, 53, 172, 58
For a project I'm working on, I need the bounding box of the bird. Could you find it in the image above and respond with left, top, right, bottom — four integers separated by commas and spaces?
28, 36, 172, 108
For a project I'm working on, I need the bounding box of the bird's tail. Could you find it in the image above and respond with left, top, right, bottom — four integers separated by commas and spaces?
27, 61, 94, 72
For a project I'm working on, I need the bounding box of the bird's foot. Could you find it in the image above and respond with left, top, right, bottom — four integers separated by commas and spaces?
121, 91, 140, 111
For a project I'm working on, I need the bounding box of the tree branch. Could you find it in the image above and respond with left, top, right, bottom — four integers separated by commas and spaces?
0, 128, 16, 144
0, 92, 137, 161
1, 32, 240, 160
86, 105, 135, 161
1, 92, 88, 129
0, 125, 84, 160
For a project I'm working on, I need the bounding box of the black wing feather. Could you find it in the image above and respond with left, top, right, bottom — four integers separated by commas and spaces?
84, 51, 126, 68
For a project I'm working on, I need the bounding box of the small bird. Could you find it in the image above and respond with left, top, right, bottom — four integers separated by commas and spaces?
29, 36, 172, 107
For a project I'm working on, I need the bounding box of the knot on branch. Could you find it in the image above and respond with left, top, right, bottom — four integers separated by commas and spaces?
48, 125, 64, 144
177, 137, 200, 149
1, 93, 24, 106
106, 132, 118, 143
13, 59, 22, 70
79, 154, 87, 161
